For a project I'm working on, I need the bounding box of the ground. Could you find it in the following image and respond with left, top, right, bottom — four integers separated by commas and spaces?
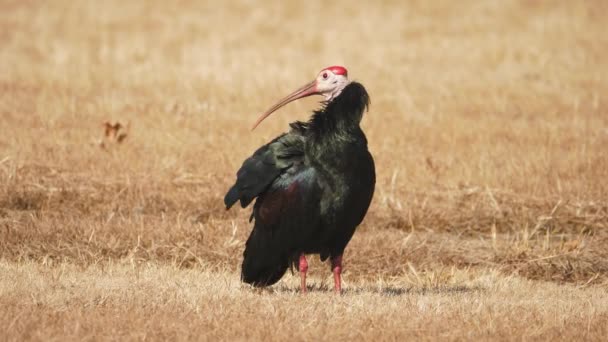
1, 0, 607, 340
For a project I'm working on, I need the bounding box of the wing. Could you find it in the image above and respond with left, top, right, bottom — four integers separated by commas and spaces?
226, 123, 325, 286
251, 164, 319, 225
240, 165, 322, 286
224, 129, 306, 210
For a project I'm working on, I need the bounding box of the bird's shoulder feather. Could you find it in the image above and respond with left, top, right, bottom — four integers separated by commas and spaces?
224, 130, 306, 210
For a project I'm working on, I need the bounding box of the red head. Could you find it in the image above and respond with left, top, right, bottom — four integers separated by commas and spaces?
325, 66, 348, 77
252, 66, 351, 129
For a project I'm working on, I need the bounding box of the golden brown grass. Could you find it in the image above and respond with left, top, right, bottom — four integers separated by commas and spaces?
1, 0, 607, 340
2, 261, 608, 341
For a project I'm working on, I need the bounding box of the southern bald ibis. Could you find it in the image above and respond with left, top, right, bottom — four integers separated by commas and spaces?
224, 66, 375, 293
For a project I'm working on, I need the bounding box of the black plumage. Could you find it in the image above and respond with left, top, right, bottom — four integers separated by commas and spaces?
225, 81, 375, 291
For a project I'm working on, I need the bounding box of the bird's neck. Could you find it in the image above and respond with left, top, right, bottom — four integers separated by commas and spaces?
303, 82, 370, 159
307, 82, 370, 144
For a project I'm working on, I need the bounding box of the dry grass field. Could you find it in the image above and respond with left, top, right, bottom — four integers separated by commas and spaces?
1, 0, 608, 340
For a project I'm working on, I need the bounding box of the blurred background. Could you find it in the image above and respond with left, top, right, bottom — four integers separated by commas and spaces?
2, 0, 608, 273
2, 0, 607, 278
1, 1, 608, 339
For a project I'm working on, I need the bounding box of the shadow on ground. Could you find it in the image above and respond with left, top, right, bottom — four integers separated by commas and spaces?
272, 284, 485, 296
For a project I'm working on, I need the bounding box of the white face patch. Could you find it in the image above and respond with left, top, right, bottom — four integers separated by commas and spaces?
315, 70, 351, 101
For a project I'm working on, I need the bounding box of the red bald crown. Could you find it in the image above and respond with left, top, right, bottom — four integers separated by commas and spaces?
323, 66, 348, 77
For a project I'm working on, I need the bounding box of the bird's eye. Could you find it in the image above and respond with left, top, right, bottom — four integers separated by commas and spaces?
322, 72, 328, 79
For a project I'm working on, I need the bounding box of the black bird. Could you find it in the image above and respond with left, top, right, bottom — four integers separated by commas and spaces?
224, 66, 375, 293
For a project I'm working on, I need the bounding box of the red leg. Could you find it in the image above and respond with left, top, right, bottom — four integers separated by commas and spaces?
331, 255, 343, 294
299, 254, 308, 293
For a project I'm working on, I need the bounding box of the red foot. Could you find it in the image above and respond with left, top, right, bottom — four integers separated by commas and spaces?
331, 255, 343, 294
299, 254, 308, 293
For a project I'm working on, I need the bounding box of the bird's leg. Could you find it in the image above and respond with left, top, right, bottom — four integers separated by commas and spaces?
299, 254, 308, 293
330, 255, 343, 294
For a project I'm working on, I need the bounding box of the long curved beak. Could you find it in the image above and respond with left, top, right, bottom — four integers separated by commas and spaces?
251, 80, 318, 130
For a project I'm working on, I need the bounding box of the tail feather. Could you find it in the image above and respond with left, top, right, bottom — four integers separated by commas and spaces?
241, 224, 289, 287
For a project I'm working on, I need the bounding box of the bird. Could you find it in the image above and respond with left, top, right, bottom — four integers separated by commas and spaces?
224, 66, 375, 294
